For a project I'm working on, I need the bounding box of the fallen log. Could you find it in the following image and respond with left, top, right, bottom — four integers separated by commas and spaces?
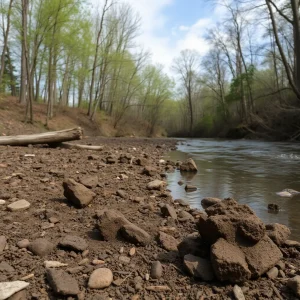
0, 127, 83, 146
61, 142, 103, 151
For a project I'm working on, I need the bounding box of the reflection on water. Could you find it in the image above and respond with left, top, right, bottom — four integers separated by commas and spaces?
165, 139, 300, 240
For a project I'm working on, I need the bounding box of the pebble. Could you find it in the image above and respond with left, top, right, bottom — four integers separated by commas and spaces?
0, 236, 7, 253
78, 258, 89, 266
145, 274, 150, 281
7, 200, 31, 212
59, 235, 88, 252
119, 256, 130, 264
0, 200, 6, 205
17, 239, 30, 249
44, 261, 68, 268
92, 260, 105, 265
233, 285, 245, 300
266, 267, 278, 280
82, 249, 89, 258
28, 239, 55, 257
129, 247, 136, 257
0, 261, 15, 273
88, 268, 113, 289
288, 275, 300, 297
150, 261, 163, 279
0, 281, 29, 300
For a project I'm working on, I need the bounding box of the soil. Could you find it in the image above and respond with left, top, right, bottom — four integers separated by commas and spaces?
0, 137, 300, 300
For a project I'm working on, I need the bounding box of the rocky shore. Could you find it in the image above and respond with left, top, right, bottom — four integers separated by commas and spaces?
0, 137, 300, 300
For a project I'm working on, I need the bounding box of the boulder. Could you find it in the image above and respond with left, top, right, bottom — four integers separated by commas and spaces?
120, 224, 151, 246
158, 232, 178, 251
88, 268, 113, 289
59, 235, 88, 252
28, 239, 55, 257
97, 209, 131, 241
180, 158, 198, 172
183, 254, 214, 281
63, 178, 96, 208
147, 180, 166, 190
46, 269, 79, 296
201, 197, 222, 209
211, 238, 251, 283
241, 235, 283, 278
266, 223, 291, 246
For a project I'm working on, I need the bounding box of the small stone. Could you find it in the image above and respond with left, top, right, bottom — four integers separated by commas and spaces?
7, 200, 30, 212
147, 180, 166, 190
150, 261, 163, 279
46, 269, 79, 296
0, 236, 7, 253
92, 260, 105, 265
121, 224, 151, 246
174, 199, 189, 207
78, 258, 89, 266
0, 281, 29, 300
288, 276, 300, 297
158, 232, 178, 251
119, 247, 124, 254
116, 190, 127, 199
41, 222, 55, 230
119, 256, 131, 264
161, 204, 177, 220
59, 235, 88, 252
88, 268, 113, 289
82, 250, 89, 257
7, 290, 27, 300
49, 217, 59, 224
145, 274, 150, 281
180, 158, 198, 172
185, 185, 197, 192
44, 261, 68, 268
233, 285, 245, 300
28, 239, 55, 257
276, 261, 285, 270
177, 180, 184, 186
266, 267, 278, 280
17, 239, 30, 249
201, 197, 222, 209
79, 175, 98, 189
129, 248, 136, 257
0, 200, 6, 205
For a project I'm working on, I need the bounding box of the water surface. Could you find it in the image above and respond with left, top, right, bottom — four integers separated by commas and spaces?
165, 139, 300, 240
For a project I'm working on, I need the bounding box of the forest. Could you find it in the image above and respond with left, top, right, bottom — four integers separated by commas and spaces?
0, 0, 300, 139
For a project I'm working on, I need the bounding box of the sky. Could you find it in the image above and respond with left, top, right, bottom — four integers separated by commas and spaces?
91, 0, 226, 73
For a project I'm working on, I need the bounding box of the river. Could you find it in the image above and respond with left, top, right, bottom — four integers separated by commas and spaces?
165, 138, 300, 240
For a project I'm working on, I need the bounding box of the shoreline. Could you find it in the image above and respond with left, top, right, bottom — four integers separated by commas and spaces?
0, 137, 299, 299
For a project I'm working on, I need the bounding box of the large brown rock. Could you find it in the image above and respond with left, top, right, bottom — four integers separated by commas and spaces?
59, 235, 88, 252
211, 238, 251, 283
28, 239, 55, 257
97, 209, 131, 241
266, 223, 291, 246
63, 178, 96, 208
120, 224, 151, 246
241, 235, 283, 278
180, 158, 198, 172
158, 232, 178, 251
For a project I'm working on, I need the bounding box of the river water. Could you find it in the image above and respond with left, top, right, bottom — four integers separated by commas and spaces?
165, 139, 300, 240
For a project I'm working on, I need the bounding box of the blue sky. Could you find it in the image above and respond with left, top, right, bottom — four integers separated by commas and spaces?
91, 0, 225, 72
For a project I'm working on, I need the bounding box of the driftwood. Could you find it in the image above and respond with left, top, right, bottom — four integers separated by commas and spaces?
0, 127, 83, 146
61, 142, 103, 151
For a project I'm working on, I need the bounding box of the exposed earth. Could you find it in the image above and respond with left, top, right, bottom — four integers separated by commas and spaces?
0, 136, 300, 300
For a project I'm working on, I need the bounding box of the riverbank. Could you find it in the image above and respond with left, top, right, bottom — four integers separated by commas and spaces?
0, 137, 300, 299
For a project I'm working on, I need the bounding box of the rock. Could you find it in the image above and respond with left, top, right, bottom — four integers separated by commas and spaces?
268, 204, 279, 211
211, 238, 251, 283
233, 285, 245, 300
158, 232, 178, 251
47, 269, 79, 296
178, 210, 193, 221
136, 158, 148, 166
178, 180, 184, 186
119, 256, 131, 264
79, 175, 98, 189
241, 236, 283, 278
287, 276, 300, 297
285, 240, 300, 248
0, 281, 29, 300
7, 200, 30, 212
174, 199, 189, 207
266, 223, 291, 246
201, 197, 222, 209
88, 268, 113, 289
180, 158, 198, 172
0, 236, 7, 253
147, 180, 166, 191
17, 240, 29, 249
28, 239, 55, 257
97, 209, 131, 241
0, 262, 15, 273
183, 254, 214, 281
0, 200, 6, 205
237, 216, 265, 243
150, 261, 163, 279
185, 185, 197, 192
177, 236, 209, 258
142, 166, 157, 176
120, 224, 151, 246
276, 261, 286, 270
161, 204, 177, 220
116, 190, 127, 199
129, 247, 136, 256
266, 267, 278, 279
59, 235, 88, 252
44, 261, 68, 268
7, 290, 27, 300
63, 178, 96, 208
